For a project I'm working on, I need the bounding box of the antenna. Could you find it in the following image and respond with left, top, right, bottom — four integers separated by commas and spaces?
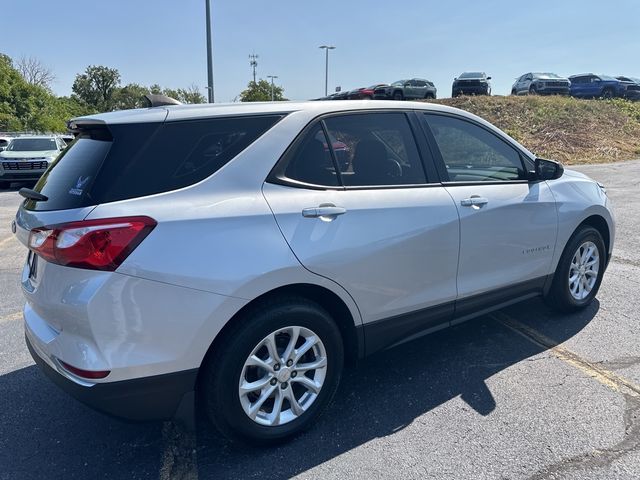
249, 53, 259, 83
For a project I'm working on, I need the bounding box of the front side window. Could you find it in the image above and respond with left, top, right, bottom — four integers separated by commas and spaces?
425, 114, 526, 182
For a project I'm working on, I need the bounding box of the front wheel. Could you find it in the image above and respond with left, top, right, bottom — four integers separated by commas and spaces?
545, 226, 606, 312
200, 297, 344, 444
393, 91, 404, 101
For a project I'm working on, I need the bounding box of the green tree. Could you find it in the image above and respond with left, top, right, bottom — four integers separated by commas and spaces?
72, 65, 121, 112
239, 79, 286, 102
114, 83, 151, 110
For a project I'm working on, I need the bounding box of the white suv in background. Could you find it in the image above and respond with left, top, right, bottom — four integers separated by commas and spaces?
13, 100, 614, 444
0, 135, 66, 188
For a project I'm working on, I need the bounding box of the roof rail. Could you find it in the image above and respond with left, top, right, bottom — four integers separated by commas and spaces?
144, 94, 182, 107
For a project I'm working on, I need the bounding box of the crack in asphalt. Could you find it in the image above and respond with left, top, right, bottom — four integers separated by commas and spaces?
526, 394, 640, 480
159, 421, 198, 480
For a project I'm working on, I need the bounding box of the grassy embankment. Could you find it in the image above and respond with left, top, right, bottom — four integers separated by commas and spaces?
427, 95, 640, 164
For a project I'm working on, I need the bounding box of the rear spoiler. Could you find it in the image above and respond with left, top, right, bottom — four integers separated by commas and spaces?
144, 94, 182, 107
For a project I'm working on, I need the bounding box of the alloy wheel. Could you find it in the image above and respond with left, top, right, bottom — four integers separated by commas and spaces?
238, 326, 328, 426
568, 241, 600, 300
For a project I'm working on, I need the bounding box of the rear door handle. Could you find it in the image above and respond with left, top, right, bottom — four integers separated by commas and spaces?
302, 205, 347, 219
460, 196, 489, 207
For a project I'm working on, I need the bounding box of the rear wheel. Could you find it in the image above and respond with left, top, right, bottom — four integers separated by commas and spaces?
545, 226, 606, 312
200, 297, 344, 444
601, 88, 614, 99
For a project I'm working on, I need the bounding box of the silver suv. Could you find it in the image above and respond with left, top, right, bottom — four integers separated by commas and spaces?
14, 101, 614, 444
511, 72, 571, 96
0, 136, 66, 188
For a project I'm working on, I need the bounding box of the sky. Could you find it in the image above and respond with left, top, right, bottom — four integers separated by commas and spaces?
3, 0, 640, 102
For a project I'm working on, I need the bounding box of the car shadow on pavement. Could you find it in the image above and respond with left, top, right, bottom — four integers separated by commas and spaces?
194, 298, 600, 479
0, 298, 599, 480
0, 364, 163, 479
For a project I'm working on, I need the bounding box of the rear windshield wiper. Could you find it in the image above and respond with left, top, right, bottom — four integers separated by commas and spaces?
19, 188, 48, 202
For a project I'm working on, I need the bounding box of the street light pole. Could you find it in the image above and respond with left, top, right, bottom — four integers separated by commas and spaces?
267, 75, 278, 101
318, 45, 335, 96
205, 0, 214, 103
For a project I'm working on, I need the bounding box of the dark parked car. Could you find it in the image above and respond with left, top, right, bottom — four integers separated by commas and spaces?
569, 74, 627, 99
452, 72, 491, 97
615, 76, 640, 101
373, 79, 437, 100
348, 84, 388, 100
511, 72, 570, 95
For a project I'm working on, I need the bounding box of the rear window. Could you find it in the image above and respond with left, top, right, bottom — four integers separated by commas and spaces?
25, 115, 283, 211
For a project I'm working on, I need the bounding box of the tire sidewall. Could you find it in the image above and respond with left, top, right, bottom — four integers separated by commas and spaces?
553, 227, 606, 309
203, 301, 344, 443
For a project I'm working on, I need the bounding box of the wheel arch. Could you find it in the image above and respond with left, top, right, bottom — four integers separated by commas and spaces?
577, 214, 611, 261
198, 283, 363, 381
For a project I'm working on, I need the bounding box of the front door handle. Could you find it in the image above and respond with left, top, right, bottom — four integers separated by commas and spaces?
460, 196, 489, 207
302, 204, 347, 220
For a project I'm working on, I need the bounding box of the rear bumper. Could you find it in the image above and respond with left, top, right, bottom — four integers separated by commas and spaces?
26, 333, 197, 421
0, 170, 45, 181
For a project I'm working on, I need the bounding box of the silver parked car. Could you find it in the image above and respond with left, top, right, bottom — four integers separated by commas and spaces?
511, 72, 571, 96
0, 135, 66, 188
14, 100, 614, 444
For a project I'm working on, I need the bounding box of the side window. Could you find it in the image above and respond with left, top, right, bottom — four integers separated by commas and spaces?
415, 80, 427, 87
282, 124, 339, 187
323, 113, 427, 186
425, 114, 526, 182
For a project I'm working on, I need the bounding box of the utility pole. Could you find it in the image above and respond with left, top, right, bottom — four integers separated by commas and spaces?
249, 53, 259, 83
318, 45, 335, 96
205, 0, 214, 103
267, 75, 278, 101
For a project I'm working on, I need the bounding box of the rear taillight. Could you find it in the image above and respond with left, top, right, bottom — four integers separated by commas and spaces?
58, 360, 110, 379
28, 216, 156, 271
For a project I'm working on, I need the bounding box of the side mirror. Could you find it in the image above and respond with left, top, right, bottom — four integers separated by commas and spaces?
534, 158, 564, 180
486, 76, 492, 80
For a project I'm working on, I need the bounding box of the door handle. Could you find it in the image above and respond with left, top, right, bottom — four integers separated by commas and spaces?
460, 196, 489, 207
302, 205, 347, 219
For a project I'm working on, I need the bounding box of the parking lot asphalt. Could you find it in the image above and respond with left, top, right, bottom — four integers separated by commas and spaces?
1, 160, 639, 480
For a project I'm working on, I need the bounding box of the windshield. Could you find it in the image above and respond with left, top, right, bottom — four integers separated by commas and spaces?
7, 138, 58, 152
391, 81, 405, 86
599, 75, 617, 81
533, 73, 561, 79
459, 72, 484, 79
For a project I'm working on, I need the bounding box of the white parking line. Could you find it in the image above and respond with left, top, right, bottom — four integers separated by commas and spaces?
0, 235, 16, 248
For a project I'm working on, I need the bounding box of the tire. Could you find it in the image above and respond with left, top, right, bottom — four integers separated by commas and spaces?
424, 93, 435, 100
511, 89, 517, 96
545, 226, 606, 313
601, 89, 614, 99
200, 296, 344, 444
393, 91, 404, 101
529, 85, 538, 95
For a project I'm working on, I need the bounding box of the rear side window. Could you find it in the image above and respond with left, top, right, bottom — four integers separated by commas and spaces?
26, 115, 283, 211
